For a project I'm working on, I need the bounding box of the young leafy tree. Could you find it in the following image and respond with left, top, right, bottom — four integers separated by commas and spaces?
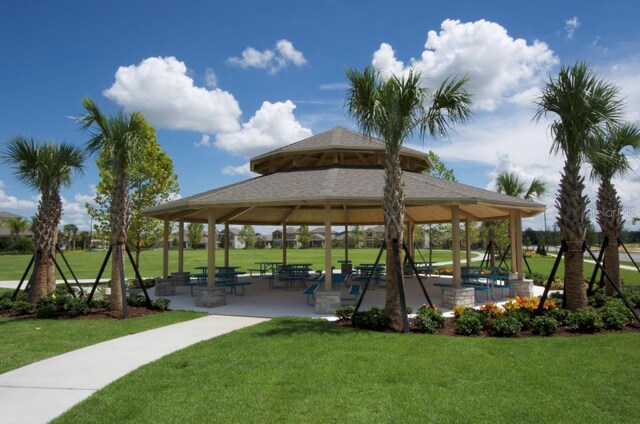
586, 123, 640, 295
237, 225, 256, 249
297, 225, 311, 248
535, 62, 623, 310
350, 225, 364, 248
79, 98, 147, 318
86, 120, 179, 265
1, 137, 84, 300
187, 223, 204, 248
346, 66, 471, 326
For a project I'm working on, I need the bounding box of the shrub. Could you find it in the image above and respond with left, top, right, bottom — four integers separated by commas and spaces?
151, 298, 171, 311
12, 300, 35, 315
127, 294, 148, 307
35, 295, 57, 318
526, 271, 547, 286
600, 300, 632, 330
622, 289, 640, 308
506, 308, 533, 330
90, 297, 110, 309
335, 305, 355, 320
479, 302, 504, 318
491, 315, 522, 337
531, 316, 559, 336
406, 305, 413, 315
61, 297, 90, 317
454, 310, 483, 335
414, 313, 438, 334
568, 308, 604, 333
417, 305, 445, 329
351, 305, 392, 331
588, 289, 608, 308
547, 308, 571, 325
0, 297, 14, 311
452, 304, 467, 318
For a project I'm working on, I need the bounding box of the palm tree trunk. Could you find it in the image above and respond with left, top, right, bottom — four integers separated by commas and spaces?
557, 161, 588, 310
32, 195, 59, 301
383, 152, 405, 326
46, 194, 63, 293
110, 175, 130, 318
597, 181, 622, 295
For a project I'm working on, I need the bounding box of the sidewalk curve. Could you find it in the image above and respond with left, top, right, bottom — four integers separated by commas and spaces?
0, 314, 268, 424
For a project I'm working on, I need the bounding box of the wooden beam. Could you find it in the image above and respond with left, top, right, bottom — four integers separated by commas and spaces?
343, 204, 349, 262
324, 204, 332, 291
163, 216, 170, 278
465, 219, 472, 267
178, 220, 184, 273
515, 211, 524, 279
451, 206, 461, 288
218, 207, 254, 223
207, 211, 216, 287
510, 211, 517, 273
224, 221, 230, 267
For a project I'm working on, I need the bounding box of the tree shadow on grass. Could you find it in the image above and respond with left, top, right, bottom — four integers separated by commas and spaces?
255, 317, 350, 337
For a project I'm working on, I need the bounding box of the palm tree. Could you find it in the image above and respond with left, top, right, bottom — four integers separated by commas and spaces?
1, 137, 84, 300
495, 172, 547, 200
63, 223, 78, 250
586, 123, 640, 295
346, 66, 472, 325
5, 217, 30, 240
78, 98, 146, 318
534, 62, 624, 310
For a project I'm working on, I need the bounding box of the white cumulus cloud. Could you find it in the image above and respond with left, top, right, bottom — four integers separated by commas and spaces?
0, 180, 38, 210
104, 56, 241, 133
227, 39, 307, 74
215, 100, 312, 157
371, 19, 558, 111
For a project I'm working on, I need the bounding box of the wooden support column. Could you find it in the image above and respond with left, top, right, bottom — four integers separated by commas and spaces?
324, 204, 332, 291
509, 211, 517, 274
162, 216, 169, 278
465, 219, 472, 267
451, 206, 462, 288
178, 220, 184, 273
344, 224, 349, 263
207, 211, 216, 287
282, 224, 287, 265
515, 211, 524, 279
224, 221, 230, 267
407, 223, 415, 260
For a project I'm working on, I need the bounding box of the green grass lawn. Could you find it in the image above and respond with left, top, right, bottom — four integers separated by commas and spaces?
54, 317, 640, 423
524, 255, 639, 285
0, 248, 464, 281
0, 311, 206, 374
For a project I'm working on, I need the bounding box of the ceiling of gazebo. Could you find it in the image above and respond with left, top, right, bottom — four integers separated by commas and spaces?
145, 166, 545, 225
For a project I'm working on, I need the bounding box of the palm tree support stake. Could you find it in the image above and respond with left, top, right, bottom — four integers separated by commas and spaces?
619, 238, 640, 274
583, 243, 640, 324
12, 253, 35, 300
48, 252, 77, 298
125, 244, 152, 308
536, 242, 567, 314
392, 239, 411, 333
353, 245, 385, 313
86, 245, 112, 305
402, 241, 434, 308
587, 238, 608, 295
55, 244, 84, 295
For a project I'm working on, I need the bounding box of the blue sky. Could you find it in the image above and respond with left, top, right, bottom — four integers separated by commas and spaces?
1, 0, 639, 232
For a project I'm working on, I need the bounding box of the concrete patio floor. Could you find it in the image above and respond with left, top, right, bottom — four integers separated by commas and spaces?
146, 273, 521, 318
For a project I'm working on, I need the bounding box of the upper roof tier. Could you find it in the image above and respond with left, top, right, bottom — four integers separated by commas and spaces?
250, 127, 433, 175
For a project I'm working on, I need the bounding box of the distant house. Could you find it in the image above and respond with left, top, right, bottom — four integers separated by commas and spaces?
272, 227, 299, 248
364, 225, 384, 248
217, 227, 245, 249
255, 233, 272, 249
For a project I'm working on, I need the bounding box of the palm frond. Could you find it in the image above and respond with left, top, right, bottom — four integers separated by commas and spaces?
424, 75, 472, 139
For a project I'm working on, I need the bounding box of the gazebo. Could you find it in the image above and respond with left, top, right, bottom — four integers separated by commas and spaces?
145, 127, 545, 309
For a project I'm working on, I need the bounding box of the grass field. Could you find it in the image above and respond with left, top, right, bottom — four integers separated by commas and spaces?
0, 310, 206, 374
0, 248, 464, 281
54, 317, 640, 423
1, 247, 637, 285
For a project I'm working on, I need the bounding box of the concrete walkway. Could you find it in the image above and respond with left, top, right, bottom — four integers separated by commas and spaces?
0, 314, 268, 424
